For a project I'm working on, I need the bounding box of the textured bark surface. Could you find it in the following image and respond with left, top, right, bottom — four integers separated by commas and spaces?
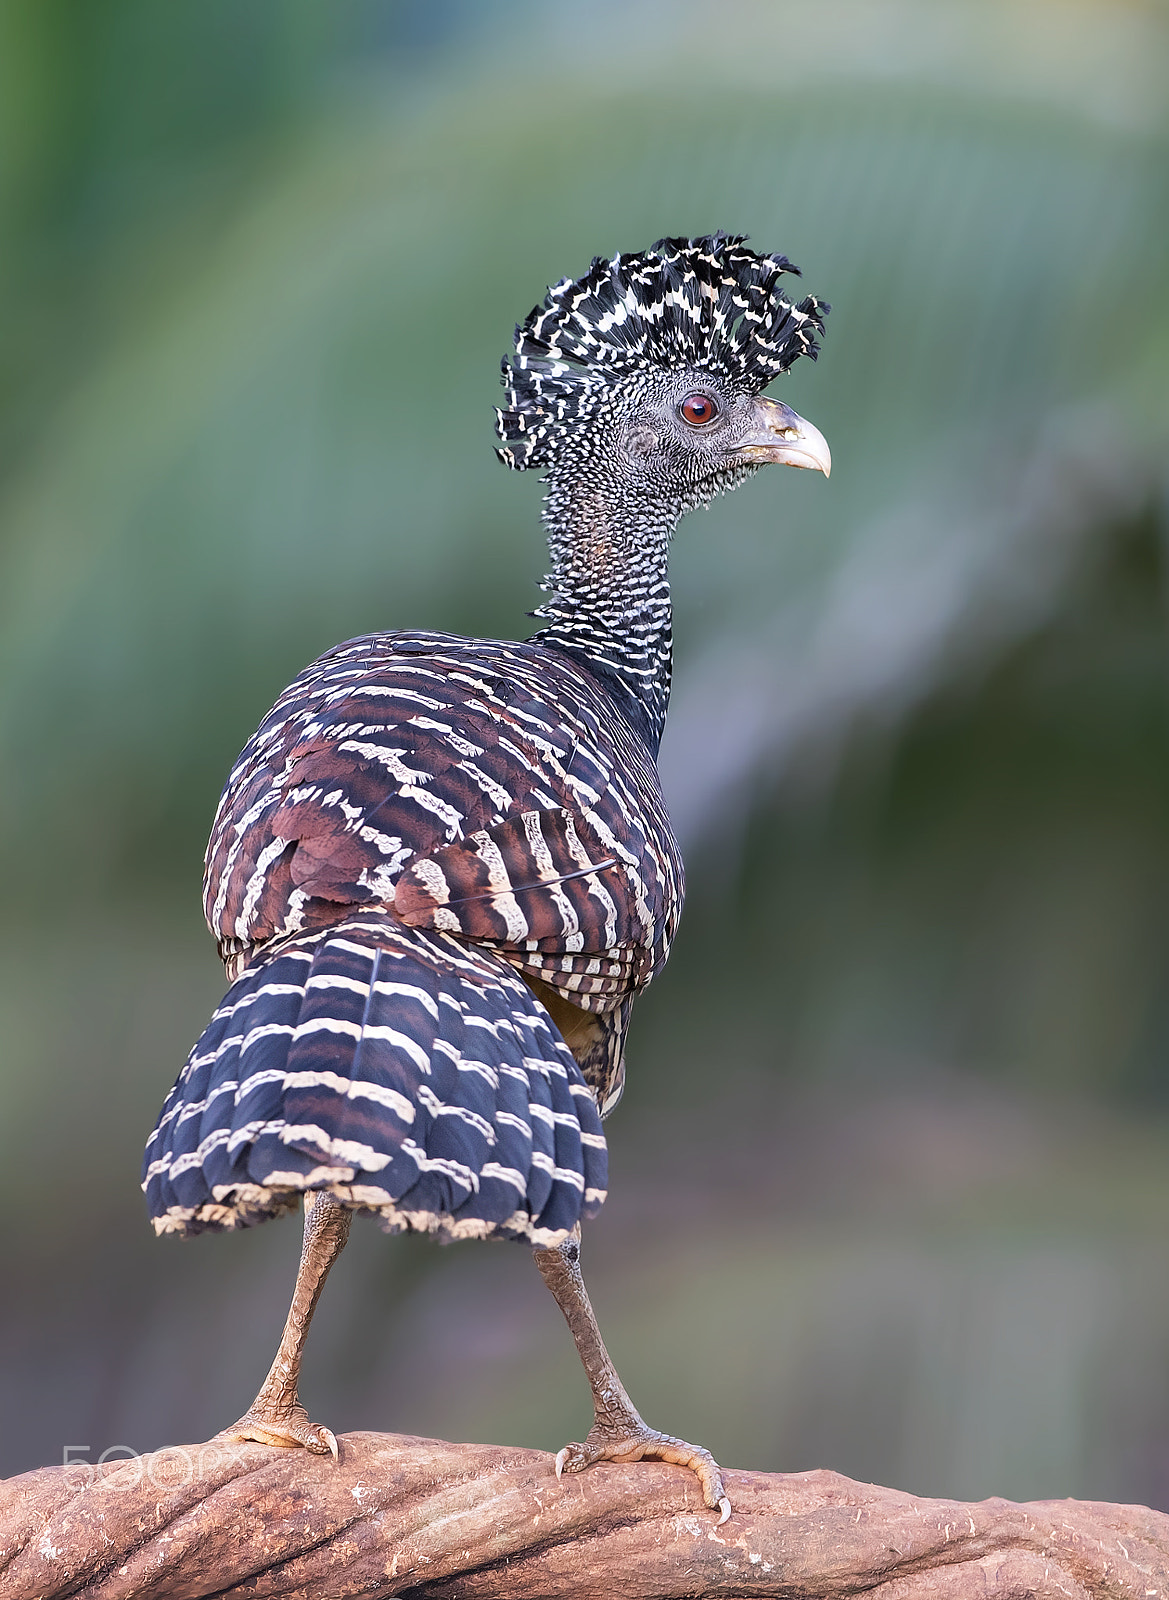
2, 1431, 1167, 1600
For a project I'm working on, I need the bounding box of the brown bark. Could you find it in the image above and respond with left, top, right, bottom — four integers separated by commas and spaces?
2, 1432, 1166, 1600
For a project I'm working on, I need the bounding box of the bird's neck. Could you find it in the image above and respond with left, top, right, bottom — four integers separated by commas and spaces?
529, 474, 676, 754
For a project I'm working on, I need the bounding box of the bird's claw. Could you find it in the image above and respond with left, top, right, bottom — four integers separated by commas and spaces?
552, 1422, 730, 1520
218, 1401, 339, 1460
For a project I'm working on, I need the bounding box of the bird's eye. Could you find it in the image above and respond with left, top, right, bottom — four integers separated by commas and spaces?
679, 393, 719, 427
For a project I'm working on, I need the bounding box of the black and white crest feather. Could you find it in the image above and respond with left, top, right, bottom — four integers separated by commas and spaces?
496, 233, 828, 470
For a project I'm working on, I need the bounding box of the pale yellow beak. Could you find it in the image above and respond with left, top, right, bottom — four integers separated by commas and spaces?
732, 395, 832, 478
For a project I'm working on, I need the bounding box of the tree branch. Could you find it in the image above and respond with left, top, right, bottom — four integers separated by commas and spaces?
2, 1432, 1166, 1599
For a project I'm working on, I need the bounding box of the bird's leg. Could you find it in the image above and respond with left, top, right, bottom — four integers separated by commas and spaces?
534, 1226, 731, 1523
220, 1190, 351, 1458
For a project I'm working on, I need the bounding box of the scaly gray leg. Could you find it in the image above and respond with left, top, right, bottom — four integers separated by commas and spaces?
534, 1226, 731, 1523
221, 1190, 352, 1457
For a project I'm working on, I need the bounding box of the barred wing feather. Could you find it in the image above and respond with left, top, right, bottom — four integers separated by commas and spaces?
206, 632, 684, 1008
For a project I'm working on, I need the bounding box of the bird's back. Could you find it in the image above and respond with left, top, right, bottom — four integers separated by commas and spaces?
208, 629, 684, 1011
144, 631, 683, 1242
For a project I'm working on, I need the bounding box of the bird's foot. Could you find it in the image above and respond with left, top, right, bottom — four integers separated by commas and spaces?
555, 1419, 730, 1524
218, 1399, 338, 1459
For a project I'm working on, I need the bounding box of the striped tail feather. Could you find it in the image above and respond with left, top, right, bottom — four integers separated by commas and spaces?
142, 915, 607, 1247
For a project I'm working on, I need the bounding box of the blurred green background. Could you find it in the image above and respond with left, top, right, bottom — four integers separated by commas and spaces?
2, 0, 1169, 1508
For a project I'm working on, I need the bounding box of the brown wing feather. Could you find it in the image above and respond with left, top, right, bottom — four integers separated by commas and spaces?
392, 808, 623, 946
205, 633, 684, 1027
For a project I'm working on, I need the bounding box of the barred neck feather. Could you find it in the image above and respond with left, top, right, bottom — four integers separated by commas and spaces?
530, 472, 678, 753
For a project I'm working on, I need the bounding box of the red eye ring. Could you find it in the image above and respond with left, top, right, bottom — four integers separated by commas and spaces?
679, 392, 719, 427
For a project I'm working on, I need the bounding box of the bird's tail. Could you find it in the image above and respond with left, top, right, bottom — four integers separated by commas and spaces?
142, 913, 607, 1247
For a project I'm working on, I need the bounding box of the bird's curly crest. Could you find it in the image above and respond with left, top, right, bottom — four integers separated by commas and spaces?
496, 232, 828, 470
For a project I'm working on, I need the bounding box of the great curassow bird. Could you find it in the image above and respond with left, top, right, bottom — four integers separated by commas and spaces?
142, 233, 830, 1523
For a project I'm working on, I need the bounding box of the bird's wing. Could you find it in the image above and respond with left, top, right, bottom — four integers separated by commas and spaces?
205, 633, 683, 1001
392, 806, 625, 943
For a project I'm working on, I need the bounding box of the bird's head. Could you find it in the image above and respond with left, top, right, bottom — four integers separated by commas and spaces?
496, 234, 830, 525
